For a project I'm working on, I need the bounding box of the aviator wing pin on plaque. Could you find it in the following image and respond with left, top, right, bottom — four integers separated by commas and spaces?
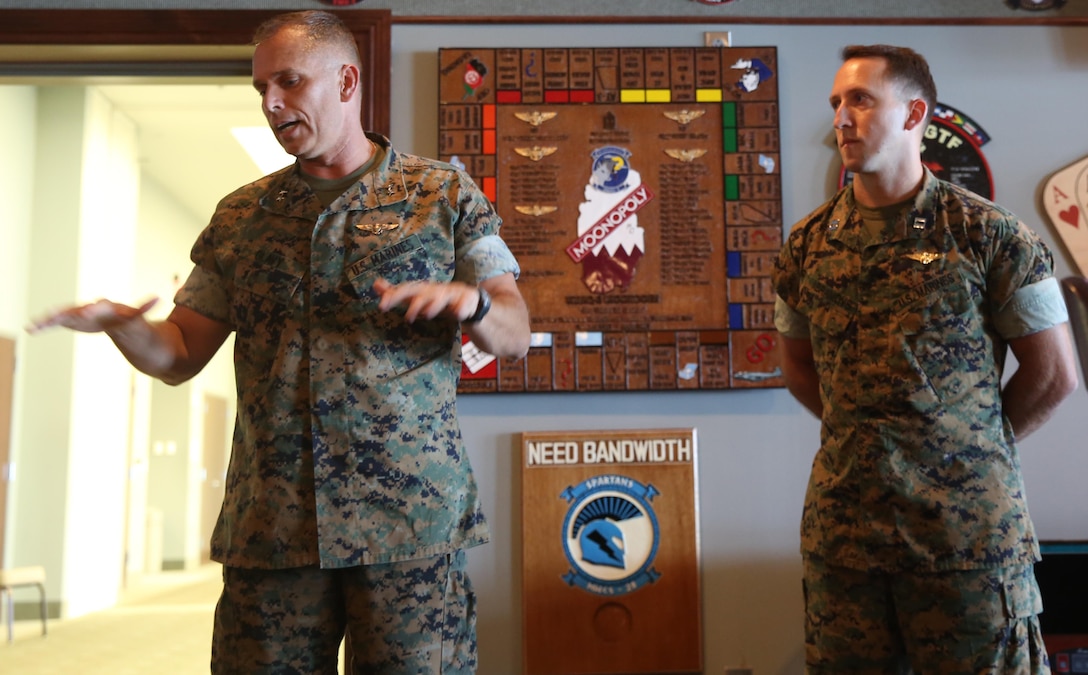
514, 110, 558, 128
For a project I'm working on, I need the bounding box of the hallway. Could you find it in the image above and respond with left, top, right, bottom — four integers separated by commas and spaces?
2, 564, 221, 674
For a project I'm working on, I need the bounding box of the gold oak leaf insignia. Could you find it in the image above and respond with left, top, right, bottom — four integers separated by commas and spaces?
665, 148, 708, 163
514, 205, 558, 217
663, 109, 706, 126
513, 111, 558, 127
514, 146, 558, 161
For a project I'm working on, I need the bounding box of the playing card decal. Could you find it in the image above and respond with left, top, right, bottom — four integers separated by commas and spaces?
1043, 154, 1088, 275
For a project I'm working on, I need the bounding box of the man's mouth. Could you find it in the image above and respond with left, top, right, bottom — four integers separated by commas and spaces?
276, 120, 299, 133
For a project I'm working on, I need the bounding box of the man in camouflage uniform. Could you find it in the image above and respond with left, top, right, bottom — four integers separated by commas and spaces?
29, 10, 530, 674
773, 45, 1078, 674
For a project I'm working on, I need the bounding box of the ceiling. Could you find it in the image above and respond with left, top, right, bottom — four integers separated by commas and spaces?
94, 83, 292, 222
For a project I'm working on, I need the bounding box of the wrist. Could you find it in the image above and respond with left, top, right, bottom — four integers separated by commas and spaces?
464, 287, 491, 323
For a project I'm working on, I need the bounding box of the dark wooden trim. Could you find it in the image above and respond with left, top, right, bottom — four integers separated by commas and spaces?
392, 14, 1088, 26
0, 9, 392, 136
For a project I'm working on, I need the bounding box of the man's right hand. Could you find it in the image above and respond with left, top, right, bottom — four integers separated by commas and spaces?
27, 298, 159, 335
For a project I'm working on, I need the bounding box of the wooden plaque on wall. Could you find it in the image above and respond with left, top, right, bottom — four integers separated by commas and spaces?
520, 428, 701, 675
440, 46, 784, 393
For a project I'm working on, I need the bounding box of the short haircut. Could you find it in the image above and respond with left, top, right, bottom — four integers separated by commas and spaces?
252, 10, 362, 69
841, 44, 937, 123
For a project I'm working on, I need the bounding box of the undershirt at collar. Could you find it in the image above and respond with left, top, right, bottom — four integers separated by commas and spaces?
854, 196, 914, 240
300, 142, 387, 208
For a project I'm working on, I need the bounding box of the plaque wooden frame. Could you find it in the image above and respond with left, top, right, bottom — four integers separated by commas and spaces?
521, 428, 701, 675
440, 46, 785, 393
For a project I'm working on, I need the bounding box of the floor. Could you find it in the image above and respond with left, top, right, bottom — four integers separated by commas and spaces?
2, 563, 353, 673
2, 564, 223, 674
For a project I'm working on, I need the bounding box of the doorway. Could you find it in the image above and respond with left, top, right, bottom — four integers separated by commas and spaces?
0, 5, 391, 601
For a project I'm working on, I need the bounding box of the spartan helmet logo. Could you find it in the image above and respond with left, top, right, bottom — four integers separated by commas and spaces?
579, 519, 626, 569
561, 479, 661, 596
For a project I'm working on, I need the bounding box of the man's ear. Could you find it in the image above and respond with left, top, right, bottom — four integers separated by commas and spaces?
904, 98, 928, 131
340, 64, 360, 102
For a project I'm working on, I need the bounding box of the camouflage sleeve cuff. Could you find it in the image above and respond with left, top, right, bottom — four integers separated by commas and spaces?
455, 234, 522, 284
993, 277, 1069, 339
774, 295, 810, 339
173, 265, 232, 324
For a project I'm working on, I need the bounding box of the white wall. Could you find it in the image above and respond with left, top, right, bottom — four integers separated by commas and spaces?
2, 17, 1086, 675
59, 88, 141, 616
390, 23, 1088, 675
0, 86, 36, 568
0, 87, 36, 337
14, 87, 143, 616
10, 88, 133, 618
134, 173, 237, 571
11, 85, 238, 616
125, 173, 207, 577
17, 86, 86, 606
5, 0, 1088, 19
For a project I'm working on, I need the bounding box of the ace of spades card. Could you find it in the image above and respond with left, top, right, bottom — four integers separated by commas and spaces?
1043, 154, 1088, 276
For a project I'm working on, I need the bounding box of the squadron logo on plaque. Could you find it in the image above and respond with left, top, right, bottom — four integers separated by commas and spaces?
571, 146, 652, 294
560, 474, 661, 596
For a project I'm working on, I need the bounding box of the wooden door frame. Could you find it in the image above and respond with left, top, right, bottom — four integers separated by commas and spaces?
0, 9, 391, 136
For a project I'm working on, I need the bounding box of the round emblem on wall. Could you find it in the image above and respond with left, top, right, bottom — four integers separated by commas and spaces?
841, 102, 994, 200
560, 475, 661, 596
1007, 0, 1066, 9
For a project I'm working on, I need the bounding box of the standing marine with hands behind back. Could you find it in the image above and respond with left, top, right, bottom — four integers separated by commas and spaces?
773, 44, 1078, 673
29, 10, 529, 674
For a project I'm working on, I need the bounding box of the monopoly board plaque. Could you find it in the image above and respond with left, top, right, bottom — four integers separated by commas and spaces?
520, 428, 701, 675
440, 47, 785, 393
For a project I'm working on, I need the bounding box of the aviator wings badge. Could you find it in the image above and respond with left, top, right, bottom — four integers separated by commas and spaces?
905, 251, 942, 265
355, 222, 401, 236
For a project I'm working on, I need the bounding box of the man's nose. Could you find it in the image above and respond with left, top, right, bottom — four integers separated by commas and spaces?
833, 105, 851, 129
262, 88, 282, 114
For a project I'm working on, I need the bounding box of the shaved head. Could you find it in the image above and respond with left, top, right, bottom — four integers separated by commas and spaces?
252, 10, 361, 70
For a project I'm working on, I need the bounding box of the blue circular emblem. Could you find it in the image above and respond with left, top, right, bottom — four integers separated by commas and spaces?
560, 475, 661, 596
589, 146, 632, 194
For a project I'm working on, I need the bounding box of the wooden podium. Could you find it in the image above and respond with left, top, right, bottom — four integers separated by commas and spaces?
520, 429, 701, 674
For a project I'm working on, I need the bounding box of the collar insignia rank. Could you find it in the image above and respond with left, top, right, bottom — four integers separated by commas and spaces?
355, 222, 400, 236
